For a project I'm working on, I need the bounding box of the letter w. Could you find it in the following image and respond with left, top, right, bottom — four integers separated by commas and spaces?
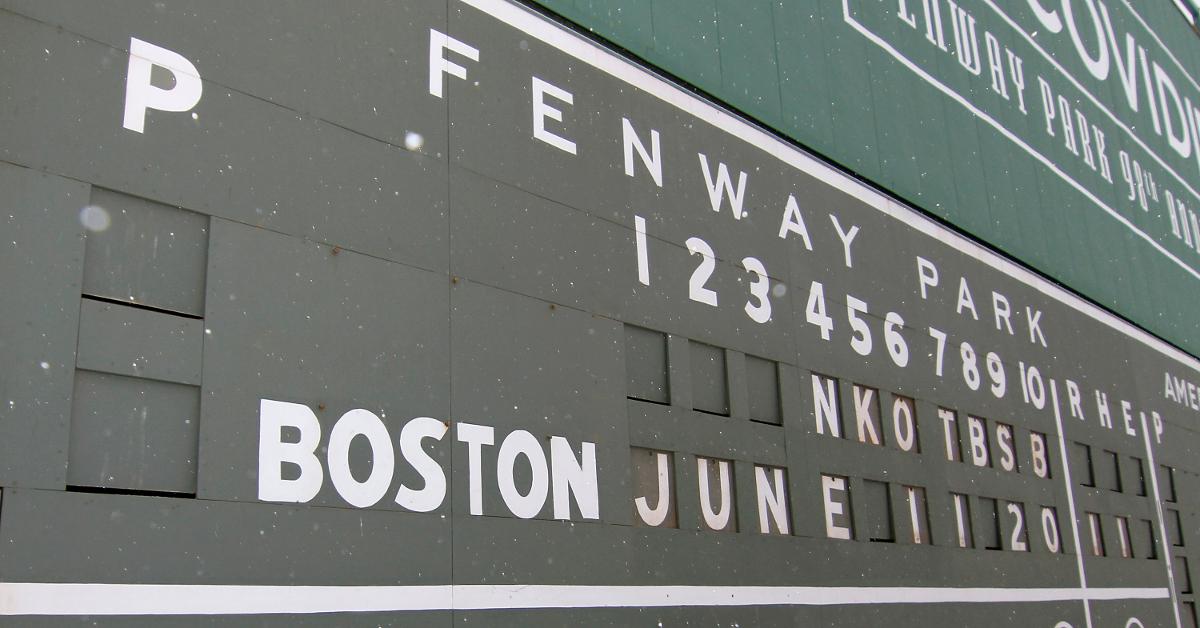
698, 153, 748, 220
947, 1, 981, 75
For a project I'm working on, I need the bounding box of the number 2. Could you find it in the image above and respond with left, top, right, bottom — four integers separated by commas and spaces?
686, 237, 717, 306
1007, 503, 1027, 552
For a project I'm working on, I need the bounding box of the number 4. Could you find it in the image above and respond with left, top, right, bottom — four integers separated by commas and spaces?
806, 281, 833, 340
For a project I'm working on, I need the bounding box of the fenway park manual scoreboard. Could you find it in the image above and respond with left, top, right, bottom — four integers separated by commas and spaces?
1, 0, 1198, 626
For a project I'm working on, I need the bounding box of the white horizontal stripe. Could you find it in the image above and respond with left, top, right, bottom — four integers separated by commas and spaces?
455, 584, 1171, 608
0, 583, 1171, 615
458, 0, 1200, 372
0, 583, 452, 615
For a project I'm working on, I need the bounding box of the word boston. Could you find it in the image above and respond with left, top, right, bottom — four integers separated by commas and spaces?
258, 399, 601, 519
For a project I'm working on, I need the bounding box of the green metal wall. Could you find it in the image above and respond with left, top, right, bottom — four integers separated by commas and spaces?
531, 0, 1200, 357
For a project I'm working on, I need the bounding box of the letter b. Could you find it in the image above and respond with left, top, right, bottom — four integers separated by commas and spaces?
258, 399, 324, 503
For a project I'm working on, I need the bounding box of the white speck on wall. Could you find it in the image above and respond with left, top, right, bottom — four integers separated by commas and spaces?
404, 131, 424, 151
79, 205, 110, 232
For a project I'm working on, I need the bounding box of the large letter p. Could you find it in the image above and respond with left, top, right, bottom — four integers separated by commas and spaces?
123, 37, 202, 133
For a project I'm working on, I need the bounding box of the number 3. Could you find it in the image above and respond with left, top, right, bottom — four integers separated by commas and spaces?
742, 257, 771, 323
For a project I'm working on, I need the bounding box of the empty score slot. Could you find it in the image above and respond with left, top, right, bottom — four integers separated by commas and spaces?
82, 188, 209, 316
690, 341, 729, 416
624, 325, 669, 404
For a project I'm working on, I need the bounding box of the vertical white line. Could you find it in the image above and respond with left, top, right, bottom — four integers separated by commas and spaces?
1168, 191, 1182, 237
1117, 517, 1131, 559
1189, 211, 1200, 254
1087, 514, 1102, 557
1050, 379, 1092, 628
1140, 413, 1183, 628
634, 215, 649, 286
1188, 100, 1200, 182
908, 487, 921, 544
954, 494, 969, 548
1181, 205, 1195, 247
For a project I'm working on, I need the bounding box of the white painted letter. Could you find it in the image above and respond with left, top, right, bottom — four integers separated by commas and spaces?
327, 409, 395, 509
1063, 0, 1110, 80
778, 195, 814, 249
830, 214, 860, 268
635, 452, 672, 526
698, 458, 733, 531
1028, 0, 1063, 33
1030, 432, 1049, 478
532, 77, 577, 154
968, 416, 989, 467
394, 417, 448, 513
893, 397, 917, 452
813, 374, 841, 437
917, 256, 939, 298
756, 466, 790, 534
123, 38, 202, 133
496, 429, 550, 519
428, 29, 478, 98
822, 475, 852, 539
996, 423, 1016, 472
854, 385, 881, 445
957, 277, 978, 320
1155, 62, 1192, 158
622, 118, 663, 187
258, 399, 323, 504
457, 422, 495, 515
698, 153, 748, 219
1121, 400, 1137, 437
992, 291, 1014, 335
551, 436, 599, 520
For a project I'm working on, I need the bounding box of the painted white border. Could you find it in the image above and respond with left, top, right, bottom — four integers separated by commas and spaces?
459, 0, 1200, 373
1050, 381, 1096, 628
0, 583, 1170, 616
1142, 412, 1184, 628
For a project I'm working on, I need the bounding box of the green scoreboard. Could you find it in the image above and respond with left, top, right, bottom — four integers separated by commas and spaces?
0, 0, 1197, 626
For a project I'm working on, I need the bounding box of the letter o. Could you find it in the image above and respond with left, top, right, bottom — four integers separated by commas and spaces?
1041, 507, 1061, 553
1028, 0, 1064, 33
327, 409, 396, 508
893, 398, 917, 452
1061, 0, 1110, 80
497, 430, 549, 519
